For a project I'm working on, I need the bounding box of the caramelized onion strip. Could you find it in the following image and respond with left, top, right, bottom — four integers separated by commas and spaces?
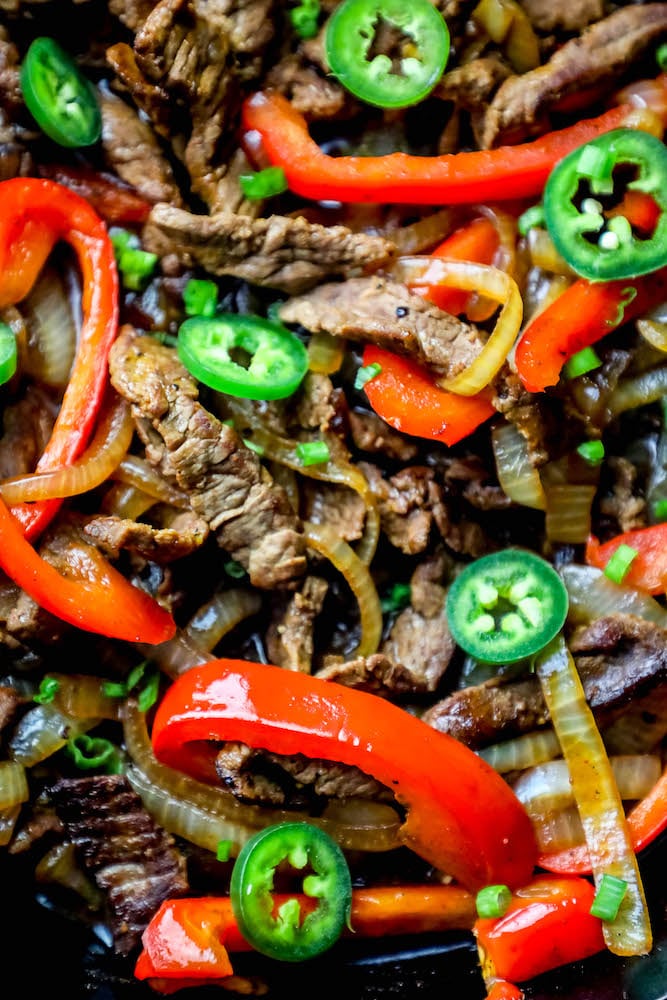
111, 454, 190, 508
185, 588, 262, 653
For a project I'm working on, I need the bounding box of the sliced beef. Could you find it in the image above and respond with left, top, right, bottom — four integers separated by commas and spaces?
0, 29, 32, 180
266, 52, 348, 119
0, 383, 56, 478
440, 455, 512, 512
301, 482, 367, 545
316, 652, 427, 698
214, 741, 392, 808
49, 774, 189, 955
481, 4, 667, 147
106, 42, 173, 138
381, 606, 456, 694
293, 372, 342, 433
98, 86, 183, 207
109, 0, 156, 31
279, 276, 486, 383
597, 456, 647, 536
0, 684, 23, 735
143, 204, 395, 295
435, 55, 511, 111
108, 328, 306, 589
425, 613, 667, 748
348, 408, 419, 462
521, 0, 604, 33
83, 509, 209, 563
265, 575, 328, 672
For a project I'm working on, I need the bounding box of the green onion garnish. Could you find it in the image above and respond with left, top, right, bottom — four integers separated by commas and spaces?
0, 322, 17, 386
381, 582, 411, 614
183, 278, 218, 318
354, 362, 382, 390
66, 734, 122, 773
654, 498, 667, 521
224, 559, 247, 579
475, 884, 512, 919
603, 544, 638, 584
576, 440, 605, 465
590, 874, 627, 921
517, 204, 545, 237
240, 166, 288, 200
657, 42, 667, 71
296, 440, 331, 466
216, 839, 233, 862
137, 671, 161, 713
34, 676, 60, 705
564, 347, 602, 379
290, 0, 320, 39
109, 228, 158, 291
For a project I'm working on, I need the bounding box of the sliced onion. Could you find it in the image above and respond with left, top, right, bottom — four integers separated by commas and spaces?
637, 319, 667, 353
531, 806, 585, 853
391, 208, 459, 255
112, 455, 190, 508
544, 483, 597, 544
492, 421, 546, 510
478, 728, 561, 773
0, 806, 20, 847
122, 700, 401, 854
522, 270, 573, 327
304, 520, 382, 658
0, 760, 28, 810
560, 563, 667, 629
512, 756, 662, 816
526, 227, 574, 277
185, 588, 262, 653
48, 672, 120, 721
103, 482, 157, 519
308, 331, 345, 375
136, 630, 211, 680
35, 843, 104, 908
8, 704, 98, 766
534, 635, 652, 957
393, 256, 523, 396
607, 366, 667, 417
22, 265, 77, 390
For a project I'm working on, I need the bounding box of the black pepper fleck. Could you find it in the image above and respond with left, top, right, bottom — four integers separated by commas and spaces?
396, 306, 409, 318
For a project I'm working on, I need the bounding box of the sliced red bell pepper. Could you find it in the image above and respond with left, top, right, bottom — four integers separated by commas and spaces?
0, 178, 119, 540
150, 658, 537, 892
361, 344, 495, 446
38, 164, 152, 224
0, 493, 175, 643
586, 526, 667, 595
242, 91, 644, 205
419, 217, 500, 315
514, 264, 667, 393
485, 981, 525, 1000
474, 875, 605, 984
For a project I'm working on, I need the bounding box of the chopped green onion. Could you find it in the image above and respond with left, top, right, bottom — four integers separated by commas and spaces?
240, 166, 288, 200
34, 676, 60, 705
381, 582, 411, 614
296, 440, 331, 466
354, 362, 382, 390
224, 559, 247, 579
66, 734, 122, 773
243, 437, 265, 456
118, 247, 159, 291
604, 544, 638, 584
657, 42, 667, 71
151, 331, 179, 348
564, 347, 602, 379
0, 322, 17, 386
183, 278, 218, 318
216, 839, 233, 862
590, 874, 628, 921
576, 440, 605, 466
475, 884, 512, 919
102, 660, 148, 699
137, 671, 161, 713
517, 204, 545, 237
290, 0, 320, 39
654, 498, 667, 521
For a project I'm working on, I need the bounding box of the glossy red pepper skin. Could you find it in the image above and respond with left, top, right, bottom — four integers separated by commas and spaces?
151, 658, 537, 892
242, 91, 640, 205
474, 876, 605, 984
586, 527, 667, 595
38, 165, 152, 224
0, 178, 119, 540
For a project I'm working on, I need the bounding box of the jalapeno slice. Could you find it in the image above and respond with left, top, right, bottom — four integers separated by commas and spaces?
177, 314, 308, 401
20, 37, 102, 148
543, 129, 667, 282
325, 0, 450, 110
229, 822, 352, 962
445, 550, 568, 665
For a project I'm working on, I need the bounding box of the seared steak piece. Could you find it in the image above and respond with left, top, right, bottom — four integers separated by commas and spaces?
143, 204, 396, 295
0, 684, 24, 734
279, 276, 486, 383
265, 575, 329, 673
83, 510, 209, 563
316, 652, 427, 698
266, 52, 348, 120
0, 383, 56, 478
425, 613, 667, 748
481, 4, 667, 147
348, 408, 419, 462
109, 0, 156, 31
435, 56, 511, 112
109, 328, 306, 589
49, 774, 189, 955
521, 0, 603, 33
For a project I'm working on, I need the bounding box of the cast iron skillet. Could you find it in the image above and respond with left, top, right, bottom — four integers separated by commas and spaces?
3, 833, 665, 999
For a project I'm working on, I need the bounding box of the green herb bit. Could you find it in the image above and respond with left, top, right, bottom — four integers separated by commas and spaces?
183, 278, 219, 318
224, 559, 247, 579
0, 322, 18, 386
118, 247, 158, 291
216, 839, 233, 862
240, 166, 288, 201
590, 874, 627, 921
381, 582, 411, 614
137, 671, 160, 713
475, 884, 512, 919
517, 204, 545, 237
296, 440, 331, 466
603, 543, 638, 584
354, 362, 382, 390
657, 42, 667, 71
654, 498, 667, 521
34, 676, 60, 705
576, 440, 605, 466
243, 437, 265, 456
290, 0, 320, 38
66, 734, 122, 774
564, 347, 602, 379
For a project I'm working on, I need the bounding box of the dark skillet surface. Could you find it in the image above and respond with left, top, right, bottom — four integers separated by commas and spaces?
3, 833, 666, 1000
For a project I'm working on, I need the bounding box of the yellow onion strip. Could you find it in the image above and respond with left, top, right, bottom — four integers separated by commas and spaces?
22, 265, 78, 390
111, 454, 190, 508
637, 319, 667, 353
560, 564, 667, 629
390, 207, 460, 255
35, 843, 104, 909
308, 331, 345, 375
137, 630, 211, 680
544, 483, 597, 544
0, 393, 133, 503
46, 672, 120, 721
122, 699, 401, 855
526, 227, 574, 277
492, 421, 546, 510
8, 703, 98, 767
393, 256, 522, 396
0, 760, 28, 810
534, 634, 652, 957
304, 520, 382, 658
103, 482, 157, 520
465, 205, 519, 323
479, 728, 561, 773
531, 806, 585, 853
607, 366, 667, 417
184, 588, 262, 653
472, 0, 539, 73
512, 756, 662, 816
226, 397, 379, 565
0, 806, 21, 847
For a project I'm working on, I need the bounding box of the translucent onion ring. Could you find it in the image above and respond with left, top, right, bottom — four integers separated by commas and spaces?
0, 806, 21, 847
512, 756, 662, 817
526, 227, 574, 277
304, 520, 382, 658
185, 588, 262, 653
637, 319, 667, 354
560, 564, 667, 629
393, 256, 523, 396
0, 760, 28, 810
22, 265, 78, 390
607, 365, 667, 417
479, 729, 561, 774
544, 483, 597, 544
103, 482, 157, 520
492, 421, 546, 510
307, 331, 345, 375
390, 207, 460, 255
111, 454, 190, 508
122, 700, 402, 855
47, 672, 120, 721
466, 205, 519, 323
0, 392, 133, 503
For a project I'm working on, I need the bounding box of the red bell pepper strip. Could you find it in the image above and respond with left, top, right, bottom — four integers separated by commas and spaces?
514, 265, 667, 393
485, 981, 525, 1000
0, 178, 119, 540
242, 91, 643, 205
361, 344, 495, 446
150, 658, 537, 892
38, 164, 152, 224
420, 217, 500, 315
540, 764, 667, 876
585, 526, 667, 595
0, 493, 175, 644
474, 876, 605, 984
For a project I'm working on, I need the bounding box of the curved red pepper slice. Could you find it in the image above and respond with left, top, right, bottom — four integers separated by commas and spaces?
150, 658, 537, 893
586, 527, 667, 594
0, 177, 119, 540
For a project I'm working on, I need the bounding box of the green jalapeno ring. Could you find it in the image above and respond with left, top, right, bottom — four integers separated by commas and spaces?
20, 37, 102, 148
230, 821, 353, 962
543, 128, 667, 282
325, 0, 450, 110
445, 549, 569, 665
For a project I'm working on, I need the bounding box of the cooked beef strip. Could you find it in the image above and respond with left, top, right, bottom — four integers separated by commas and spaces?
598, 455, 647, 536
49, 774, 189, 955
83, 509, 209, 563
293, 372, 341, 433
481, 4, 667, 148
109, 328, 306, 588
266, 52, 349, 120
0, 29, 33, 179
98, 85, 183, 207
381, 606, 456, 694
105, 42, 173, 139
142, 204, 396, 295
317, 652, 428, 698
265, 575, 328, 672
425, 613, 667, 748
521, 0, 604, 33
0, 684, 24, 734
435, 55, 511, 111
301, 481, 367, 544
109, 0, 156, 31
0, 383, 56, 478
279, 276, 486, 383
214, 741, 393, 808
348, 408, 419, 462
